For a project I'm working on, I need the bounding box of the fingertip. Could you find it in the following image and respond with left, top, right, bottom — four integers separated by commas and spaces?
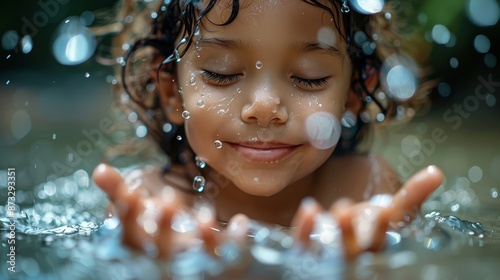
92, 163, 123, 196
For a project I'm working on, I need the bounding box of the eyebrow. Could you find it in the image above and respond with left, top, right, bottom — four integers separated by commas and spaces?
195, 37, 248, 50
291, 41, 341, 56
195, 37, 340, 56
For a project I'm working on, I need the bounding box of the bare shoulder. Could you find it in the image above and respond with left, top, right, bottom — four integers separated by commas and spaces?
312, 154, 401, 207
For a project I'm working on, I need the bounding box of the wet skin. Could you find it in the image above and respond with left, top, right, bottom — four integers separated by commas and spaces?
93, 0, 444, 261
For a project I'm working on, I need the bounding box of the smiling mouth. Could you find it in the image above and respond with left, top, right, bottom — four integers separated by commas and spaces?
228, 142, 300, 163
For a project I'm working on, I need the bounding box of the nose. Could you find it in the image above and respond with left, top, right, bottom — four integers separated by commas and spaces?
241, 91, 288, 127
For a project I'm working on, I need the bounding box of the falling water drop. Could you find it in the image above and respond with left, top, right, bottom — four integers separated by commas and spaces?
256, 61, 263, 69
195, 157, 206, 169
181, 110, 191, 119
176, 135, 182, 141
193, 175, 206, 192
197, 100, 205, 108
84, 72, 90, 78
52, 134, 57, 140
6, 80, 10, 85
213, 140, 223, 149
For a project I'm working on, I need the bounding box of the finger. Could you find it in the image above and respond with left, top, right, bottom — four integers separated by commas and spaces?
156, 201, 178, 259
120, 191, 147, 251
366, 207, 390, 252
391, 165, 444, 223
92, 163, 124, 200
196, 205, 218, 257
226, 214, 250, 241
330, 199, 358, 261
291, 197, 323, 247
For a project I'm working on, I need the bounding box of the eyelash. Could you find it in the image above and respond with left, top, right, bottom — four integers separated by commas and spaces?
201, 71, 329, 89
292, 77, 329, 89
201, 71, 242, 85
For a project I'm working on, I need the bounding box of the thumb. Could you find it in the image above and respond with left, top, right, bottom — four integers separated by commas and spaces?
92, 163, 124, 200
390, 165, 444, 223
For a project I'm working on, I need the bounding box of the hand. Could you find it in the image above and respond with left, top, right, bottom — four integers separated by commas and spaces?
292, 165, 444, 260
93, 163, 227, 258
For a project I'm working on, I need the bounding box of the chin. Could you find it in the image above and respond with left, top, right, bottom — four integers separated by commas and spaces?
232, 176, 289, 197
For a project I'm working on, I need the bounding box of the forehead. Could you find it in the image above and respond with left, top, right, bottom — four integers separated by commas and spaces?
197, 0, 344, 43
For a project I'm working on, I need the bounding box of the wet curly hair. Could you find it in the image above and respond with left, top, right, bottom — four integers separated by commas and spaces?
95, 0, 431, 166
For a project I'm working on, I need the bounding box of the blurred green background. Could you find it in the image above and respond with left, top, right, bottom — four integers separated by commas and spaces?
0, 0, 499, 215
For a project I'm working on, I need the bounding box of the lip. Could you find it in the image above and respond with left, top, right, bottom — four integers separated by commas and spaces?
228, 142, 300, 163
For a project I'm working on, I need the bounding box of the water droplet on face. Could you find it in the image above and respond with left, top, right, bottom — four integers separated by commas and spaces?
189, 73, 196, 85
213, 140, 223, 149
236, 88, 241, 94
217, 109, 227, 116
193, 175, 206, 192
255, 61, 263, 69
182, 110, 191, 119
197, 100, 205, 108
178, 86, 183, 95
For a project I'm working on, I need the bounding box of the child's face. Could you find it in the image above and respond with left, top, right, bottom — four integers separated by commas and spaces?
172, 0, 352, 196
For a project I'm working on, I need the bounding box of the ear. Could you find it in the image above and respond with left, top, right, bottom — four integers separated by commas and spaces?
151, 59, 184, 125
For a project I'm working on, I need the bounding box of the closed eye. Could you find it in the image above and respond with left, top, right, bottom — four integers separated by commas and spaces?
292, 76, 329, 89
201, 71, 242, 85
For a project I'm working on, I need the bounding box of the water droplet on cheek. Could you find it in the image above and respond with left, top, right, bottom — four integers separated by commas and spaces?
217, 109, 227, 116
213, 140, 223, 149
182, 110, 191, 119
255, 61, 263, 69
197, 100, 205, 108
189, 74, 196, 85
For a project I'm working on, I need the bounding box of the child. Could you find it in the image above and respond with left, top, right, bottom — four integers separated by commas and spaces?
92, 0, 444, 261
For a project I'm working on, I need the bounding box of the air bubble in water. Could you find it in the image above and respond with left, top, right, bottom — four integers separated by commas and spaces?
256, 61, 263, 69
197, 100, 205, 108
193, 175, 206, 192
182, 110, 191, 119
213, 140, 223, 149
